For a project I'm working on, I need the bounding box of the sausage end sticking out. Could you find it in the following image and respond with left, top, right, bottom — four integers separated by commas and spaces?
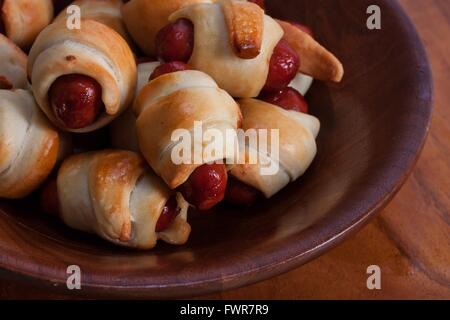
155, 18, 194, 63
260, 87, 309, 114
49, 74, 105, 130
149, 61, 192, 81
179, 164, 228, 211
155, 194, 181, 232
156, 13, 301, 94
264, 39, 300, 92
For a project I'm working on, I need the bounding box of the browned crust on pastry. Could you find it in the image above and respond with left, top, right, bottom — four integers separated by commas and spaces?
0, 33, 28, 89
277, 19, 344, 83
91, 151, 145, 241
2, 0, 53, 49
0, 33, 27, 64
27, 19, 137, 132
3, 131, 59, 199
220, 0, 264, 59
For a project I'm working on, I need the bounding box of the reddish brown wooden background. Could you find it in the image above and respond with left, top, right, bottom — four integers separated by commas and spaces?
204, 0, 450, 299
0, 0, 449, 299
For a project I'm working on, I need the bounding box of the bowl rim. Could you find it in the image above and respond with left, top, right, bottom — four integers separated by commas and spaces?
0, 0, 433, 298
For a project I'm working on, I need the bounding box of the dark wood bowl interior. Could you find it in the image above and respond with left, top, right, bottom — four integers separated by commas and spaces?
0, 0, 432, 298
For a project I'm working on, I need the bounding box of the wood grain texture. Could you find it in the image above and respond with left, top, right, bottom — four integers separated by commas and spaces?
0, 0, 445, 299
202, 0, 450, 299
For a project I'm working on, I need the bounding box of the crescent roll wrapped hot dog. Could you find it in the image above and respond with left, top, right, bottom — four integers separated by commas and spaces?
28, 19, 137, 132
229, 98, 320, 199
155, 1, 344, 98
41, 150, 191, 249
0, 34, 28, 90
168, 0, 284, 98
276, 19, 344, 83
54, 0, 132, 45
0, 89, 62, 199
0, 0, 53, 49
134, 66, 242, 210
122, 0, 210, 56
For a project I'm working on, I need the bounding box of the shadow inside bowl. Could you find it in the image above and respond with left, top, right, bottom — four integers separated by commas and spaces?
0, 0, 432, 298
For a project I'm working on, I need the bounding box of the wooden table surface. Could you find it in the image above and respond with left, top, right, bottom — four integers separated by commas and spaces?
1, 0, 449, 299
204, 0, 450, 299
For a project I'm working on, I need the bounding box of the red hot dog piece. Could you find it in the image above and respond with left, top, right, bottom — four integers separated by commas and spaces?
225, 176, 260, 207
264, 39, 300, 92
149, 61, 192, 80
155, 195, 181, 232
260, 87, 309, 113
49, 74, 105, 129
179, 164, 228, 210
155, 18, 194, 63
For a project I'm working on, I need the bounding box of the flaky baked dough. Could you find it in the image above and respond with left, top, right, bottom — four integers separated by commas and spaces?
134, 70, 242, 189
277, 20, 344, 83
122, 0, 210, 56
0, 34, 28, 90
54, 0, 132, 45
220, 0, 264, 59
170, 0, 283, 98
1, 0, 53, 49
0, 89, 60, 199
57, 150, 191, 249
28, 19, 137, 133
230, 99, 320, 198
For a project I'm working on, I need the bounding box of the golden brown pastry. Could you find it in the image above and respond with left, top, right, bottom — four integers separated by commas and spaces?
229, 98, 320, 198
0, 89, 61, 199
134, 69, 242, 189
55, 150, 191, 249
54, 0, 132, 45
27, 19, 137, 133
277, 19, 344, 82
0, 34, 28, 90
1, 0, 53, 49
122, 0, 210, 56
170, 0, 283, 98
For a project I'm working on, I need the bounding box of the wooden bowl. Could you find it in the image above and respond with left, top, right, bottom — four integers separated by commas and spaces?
0, 0, 432, 298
